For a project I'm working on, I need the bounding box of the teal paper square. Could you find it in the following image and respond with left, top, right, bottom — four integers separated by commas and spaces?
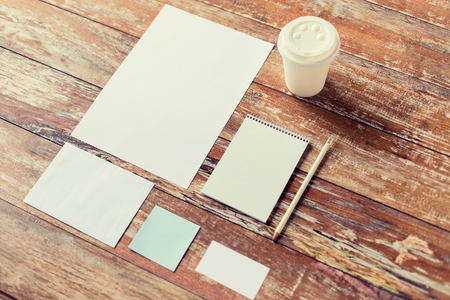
129, 205, 200, 271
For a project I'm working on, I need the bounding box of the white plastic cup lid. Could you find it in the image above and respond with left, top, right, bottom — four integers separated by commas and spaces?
279, 16, 340, 65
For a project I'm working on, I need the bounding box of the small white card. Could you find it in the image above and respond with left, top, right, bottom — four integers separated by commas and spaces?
196, 241, 270, 299
24, 143, 154, 248
71, 5, 274, 189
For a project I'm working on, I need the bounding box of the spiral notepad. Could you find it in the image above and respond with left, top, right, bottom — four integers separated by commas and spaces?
202, 115, 309, 223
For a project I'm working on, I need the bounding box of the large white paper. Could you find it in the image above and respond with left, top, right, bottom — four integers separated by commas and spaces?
71, 5, 274, 189
196, 241, 270, 299
202, 115, 308, 223
24, 143, 154, 248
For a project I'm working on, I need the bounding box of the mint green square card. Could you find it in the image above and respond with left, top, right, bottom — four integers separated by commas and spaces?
129, 205, 200, 271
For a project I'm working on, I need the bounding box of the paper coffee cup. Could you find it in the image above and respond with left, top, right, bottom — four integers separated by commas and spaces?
278, 16, 340, 97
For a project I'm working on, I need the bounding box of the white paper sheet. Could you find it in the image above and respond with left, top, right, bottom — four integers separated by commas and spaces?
24, 143, 154, 248
71, 5, 273, 189
196, 241, 270, 299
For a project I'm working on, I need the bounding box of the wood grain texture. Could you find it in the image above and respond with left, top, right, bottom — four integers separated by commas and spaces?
257, 50, 450, 156
0, 119, 401, 300
1, 67, 449, 298
3, 39, 449, 233
367, 0, 450, 29
195, 114, 450, 298
0, 46, 98, 144
41, 0, 450, 89
0, 0, 137, 87
236, 84, 450, 230
1, 0, 449, 227
0, 200, 203, 300
2, 0, 450, 156
197, 0, 450, 89
1, 0, 449, 299
0, 6, 450, 298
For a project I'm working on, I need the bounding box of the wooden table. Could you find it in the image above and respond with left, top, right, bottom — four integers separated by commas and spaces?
1, 0, 449, 299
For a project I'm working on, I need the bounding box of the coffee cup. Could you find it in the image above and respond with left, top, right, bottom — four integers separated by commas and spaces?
278, 16, 340, 97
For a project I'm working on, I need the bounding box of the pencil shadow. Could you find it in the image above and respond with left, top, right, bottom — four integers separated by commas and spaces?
296, 143, 312, 170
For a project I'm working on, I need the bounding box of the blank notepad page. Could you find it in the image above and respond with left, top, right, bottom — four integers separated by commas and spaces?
202, 115, 308, 223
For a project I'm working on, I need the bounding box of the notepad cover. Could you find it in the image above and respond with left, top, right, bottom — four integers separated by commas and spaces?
202, 115, 308, 223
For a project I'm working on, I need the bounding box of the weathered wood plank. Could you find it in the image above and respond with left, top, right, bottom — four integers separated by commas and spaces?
0, 120, 401, 300
2, 43, 450, 234
256, 50, 450, 154
1, 35, 450, 298
0, 44, 98, 144
193, 102, 450, 299
367, 0, 450, 29
197, 0, 450, 89
128, 188, 404, 299
2, 0, 450, 158
2, 81, 450, 299
0, 203, 201, 300
156, 91, 450, 298
38, 0, 279, 40
202, 167, 450, 299
4, 35, 449, 234
1, 0, 450, 298
41, 0, 450, 89
0, 0, 137, 87
236, 84, 450, 231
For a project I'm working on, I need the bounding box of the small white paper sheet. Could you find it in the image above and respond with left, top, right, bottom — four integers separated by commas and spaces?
24, 143, 154, 248
196, 241, 270, 299
71, 5, 274, 189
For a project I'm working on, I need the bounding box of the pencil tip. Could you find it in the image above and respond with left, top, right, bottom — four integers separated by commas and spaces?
272, 232, 279, 241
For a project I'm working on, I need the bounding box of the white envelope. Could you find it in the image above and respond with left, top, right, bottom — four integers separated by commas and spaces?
24, 143, 154, 248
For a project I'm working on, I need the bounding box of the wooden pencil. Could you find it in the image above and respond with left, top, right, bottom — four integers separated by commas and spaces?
272, 137, 333, 240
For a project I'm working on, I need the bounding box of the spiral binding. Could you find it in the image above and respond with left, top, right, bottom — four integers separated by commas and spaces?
246, 114, 309, 143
